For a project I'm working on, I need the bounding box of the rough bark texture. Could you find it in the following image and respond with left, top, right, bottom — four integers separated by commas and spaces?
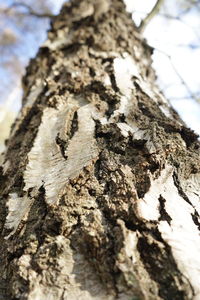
0, 0, 200, 299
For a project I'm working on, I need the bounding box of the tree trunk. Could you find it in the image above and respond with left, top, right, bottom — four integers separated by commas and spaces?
0, 0, 200, 299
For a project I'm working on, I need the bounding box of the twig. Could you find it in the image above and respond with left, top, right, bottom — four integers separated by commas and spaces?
138, 0, 165, 33
134, 9, 200, 42
154, 47, 199, 102
3, 2, 54, 18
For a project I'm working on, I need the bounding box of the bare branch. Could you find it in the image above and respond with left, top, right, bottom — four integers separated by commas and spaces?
138, 0, 165, 33
2, 1, 55, 18
154, 47, 199, 102
134, 9, 200, 42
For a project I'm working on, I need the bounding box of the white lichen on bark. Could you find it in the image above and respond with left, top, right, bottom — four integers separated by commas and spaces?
137, 165, 200, 299
24, 101, 98, 204
4, 193, 33, 239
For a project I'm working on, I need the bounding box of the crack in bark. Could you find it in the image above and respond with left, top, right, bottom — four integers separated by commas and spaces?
158, 195, 172, 225
2, 106, 43, 195
173, 172, 196, 209
55, 134, 69, 160
180, 127, 199, 148
95, 122, 154, 198
191, 210, 200, 231
137, 235, 188, 300
85, 80, 119, 118
109, 73, 120, 93
69, 111, 79, 139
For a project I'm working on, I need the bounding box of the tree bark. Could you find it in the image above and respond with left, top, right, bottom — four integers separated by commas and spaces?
0, 0, 200, 299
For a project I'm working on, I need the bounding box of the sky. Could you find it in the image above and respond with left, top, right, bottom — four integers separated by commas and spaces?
0, 0, 200, 141
125, 0, 200, 134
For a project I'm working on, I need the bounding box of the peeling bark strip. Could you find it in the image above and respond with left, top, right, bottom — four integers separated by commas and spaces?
0, 0, 200, 299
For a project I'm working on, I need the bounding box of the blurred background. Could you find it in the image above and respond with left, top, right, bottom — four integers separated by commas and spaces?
0, 0, 200, 152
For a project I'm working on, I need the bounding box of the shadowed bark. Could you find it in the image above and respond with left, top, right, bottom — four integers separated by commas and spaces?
0, 0, 200, 299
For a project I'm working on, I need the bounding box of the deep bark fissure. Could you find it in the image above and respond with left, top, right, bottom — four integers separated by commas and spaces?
192, 210, 200, 231
56, 134, 69, 159
173, 172, 197, 209
137, 236, 188, 300
158, 195, 172, 225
